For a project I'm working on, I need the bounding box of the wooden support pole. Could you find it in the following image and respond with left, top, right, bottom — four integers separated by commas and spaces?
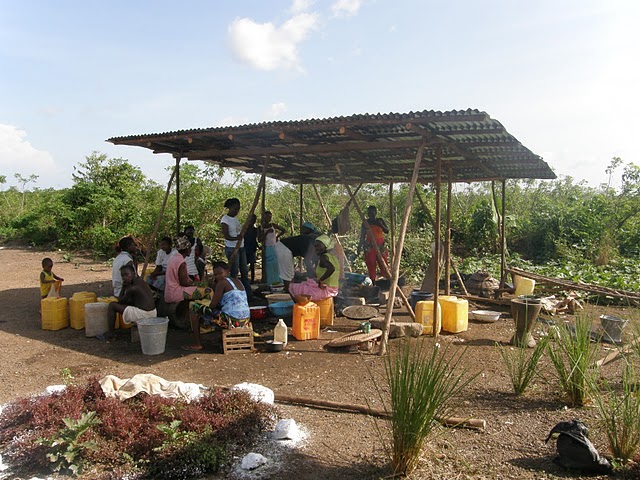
312, 184, 352, 272
378, 140, 426, 355
228, 159, 269, 265
445, 169, 452, 295
175, 156, 181, 235
141, 166, 177, 277
261, 170, 267, 282
336, 168, 415, 321
433, 144, 442, 337
299, 183, 304, 233
500, 179, 507, 289
389, 183, 395, 263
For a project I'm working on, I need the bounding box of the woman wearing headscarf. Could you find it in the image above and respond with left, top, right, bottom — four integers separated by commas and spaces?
288, 234, 340, 302
164, 235, 211, 304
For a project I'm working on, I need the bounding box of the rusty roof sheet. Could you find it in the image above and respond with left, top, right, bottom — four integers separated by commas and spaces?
107, 109, 555, 184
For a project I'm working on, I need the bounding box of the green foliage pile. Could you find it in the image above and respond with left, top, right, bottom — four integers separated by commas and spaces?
0, 379, 274, 479
3, 152, 640, 291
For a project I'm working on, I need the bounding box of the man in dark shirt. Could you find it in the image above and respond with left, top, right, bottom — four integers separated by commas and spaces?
275, 222, 319, 290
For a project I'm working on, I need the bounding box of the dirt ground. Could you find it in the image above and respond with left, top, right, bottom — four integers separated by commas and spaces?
1, 246, 638, 480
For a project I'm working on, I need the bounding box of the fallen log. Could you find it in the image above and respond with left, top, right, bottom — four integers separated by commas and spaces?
507, 267, 640, 303
274, 393, 486, 431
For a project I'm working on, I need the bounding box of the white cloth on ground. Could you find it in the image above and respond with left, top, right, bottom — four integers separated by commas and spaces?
99, 373, 203, 403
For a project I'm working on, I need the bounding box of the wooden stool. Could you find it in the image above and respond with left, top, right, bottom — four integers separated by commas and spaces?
222, 327, 254, 354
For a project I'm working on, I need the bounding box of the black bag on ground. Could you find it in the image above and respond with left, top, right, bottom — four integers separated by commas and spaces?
545, 420, 611, 474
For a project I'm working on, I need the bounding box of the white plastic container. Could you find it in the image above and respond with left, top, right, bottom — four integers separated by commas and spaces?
84, 302, 110, 337
273, 318, 288, 347
137, 317, 169, 355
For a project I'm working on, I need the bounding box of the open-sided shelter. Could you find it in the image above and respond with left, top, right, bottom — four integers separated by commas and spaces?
108, 108, 555, 353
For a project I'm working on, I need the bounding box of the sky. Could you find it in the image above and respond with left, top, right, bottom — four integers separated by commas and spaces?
0, 0, 638, 190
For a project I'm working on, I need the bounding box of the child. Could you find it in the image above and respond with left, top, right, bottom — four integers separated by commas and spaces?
40, 257, 64, 298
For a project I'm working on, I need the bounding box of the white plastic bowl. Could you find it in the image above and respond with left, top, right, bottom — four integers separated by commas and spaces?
471, 310, 501, 323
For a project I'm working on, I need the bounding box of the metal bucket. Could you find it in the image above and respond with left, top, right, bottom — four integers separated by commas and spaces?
600, 315, 628, 344
137, 317, 169, 355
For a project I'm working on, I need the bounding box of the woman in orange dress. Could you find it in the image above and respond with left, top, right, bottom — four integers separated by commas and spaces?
357, 205, 389, 282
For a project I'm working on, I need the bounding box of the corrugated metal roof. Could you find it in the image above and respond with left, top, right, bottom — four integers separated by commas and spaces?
107, 109, 555, 184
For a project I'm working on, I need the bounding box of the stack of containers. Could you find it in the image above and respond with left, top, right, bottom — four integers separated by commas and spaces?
292, 301, 320, 340
41, 297, 69, 330
69, 292, 97, 330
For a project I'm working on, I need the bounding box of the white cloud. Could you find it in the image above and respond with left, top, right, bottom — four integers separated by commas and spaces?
228, 13, 318, 71
331, 0, 362, 17
0, 124, 57, 180
289, 0, 315, 14
268, 102, 288, 119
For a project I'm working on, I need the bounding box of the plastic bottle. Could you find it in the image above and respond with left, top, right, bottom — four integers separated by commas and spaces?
273, 318, 288, 346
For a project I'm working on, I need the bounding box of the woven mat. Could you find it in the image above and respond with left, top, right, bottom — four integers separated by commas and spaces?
325, 329, 382, 348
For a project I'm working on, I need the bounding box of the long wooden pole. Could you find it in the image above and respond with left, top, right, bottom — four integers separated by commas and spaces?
389, 183, 395, 263
274, 393, 486, 431
433, 144, 442, 337
228, 159, 269, 265
378, 140, 426, 355
175, 156, 181, 235
336, 169, 415, 321
312, 184, 352, 272
445, 168, 452, 295
210, 384, 486, 430
500, 179, 507, 289
141, 166, 177, 277
299, 183, 304, 233
261, 172, 267, 282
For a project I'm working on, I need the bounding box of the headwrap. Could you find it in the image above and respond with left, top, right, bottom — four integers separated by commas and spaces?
315, 234, 334, 250
174, 235, 191, 251
302, 221, 317, 233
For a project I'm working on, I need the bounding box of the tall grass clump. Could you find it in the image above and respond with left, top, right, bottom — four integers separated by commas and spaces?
590, 363, 640, 464
496, 335, 548, 395
547, 314, 600, 406
374, 340, 476, 476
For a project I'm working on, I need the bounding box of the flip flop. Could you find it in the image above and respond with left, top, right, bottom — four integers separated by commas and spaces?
182, 345, 204, 352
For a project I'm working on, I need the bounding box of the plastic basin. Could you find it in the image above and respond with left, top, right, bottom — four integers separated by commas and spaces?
269, 301, 294, 317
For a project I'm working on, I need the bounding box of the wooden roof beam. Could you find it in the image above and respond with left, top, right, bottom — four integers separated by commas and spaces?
183, 139, 424, 160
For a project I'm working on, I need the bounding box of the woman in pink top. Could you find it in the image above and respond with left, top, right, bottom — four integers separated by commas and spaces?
164, 236, 210, 303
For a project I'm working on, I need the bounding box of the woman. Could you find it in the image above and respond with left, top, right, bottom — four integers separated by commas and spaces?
221, 198, 252, 300
112, 236, 138, 297
164, 236, 211, 304
288, 234, 339, 302
184, 261, 251, 351
259, 210, 285, 285
146, 236, 176, 291
357, 205, 389, 281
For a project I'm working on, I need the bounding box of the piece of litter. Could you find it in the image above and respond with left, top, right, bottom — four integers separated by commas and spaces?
44, 385, 66, 396
325, 329, 337, 333
241, 452, 268, 470
272, 418, 300, 441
